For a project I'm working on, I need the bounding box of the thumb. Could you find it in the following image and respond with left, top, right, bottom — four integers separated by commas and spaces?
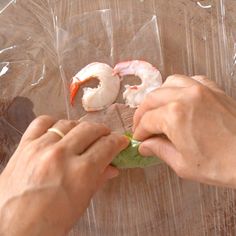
139, 137, 182, 169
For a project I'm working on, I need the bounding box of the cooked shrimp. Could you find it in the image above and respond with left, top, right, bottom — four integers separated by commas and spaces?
113, 60, 162, 108
70, 62, 120, 111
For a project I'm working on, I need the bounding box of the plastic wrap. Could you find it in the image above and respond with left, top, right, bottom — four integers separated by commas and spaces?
1, 0, 236, 235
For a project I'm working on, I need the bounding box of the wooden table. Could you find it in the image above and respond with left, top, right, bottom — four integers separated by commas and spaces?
1, 0, 236, 235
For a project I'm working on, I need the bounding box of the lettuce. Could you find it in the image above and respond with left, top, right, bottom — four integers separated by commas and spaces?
112, 133, 162, 169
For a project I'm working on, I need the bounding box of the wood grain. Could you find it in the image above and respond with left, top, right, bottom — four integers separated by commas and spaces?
1, 0, 236, 235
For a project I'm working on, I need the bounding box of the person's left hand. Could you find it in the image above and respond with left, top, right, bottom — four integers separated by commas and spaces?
0, 117, 129, 236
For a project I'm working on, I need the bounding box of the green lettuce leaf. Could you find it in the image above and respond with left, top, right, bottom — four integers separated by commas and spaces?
112, 133, 162, 169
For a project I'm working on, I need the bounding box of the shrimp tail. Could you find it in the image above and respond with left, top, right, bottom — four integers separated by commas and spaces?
70, 82, 80, 106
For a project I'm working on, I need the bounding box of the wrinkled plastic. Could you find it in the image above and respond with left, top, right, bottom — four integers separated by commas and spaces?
1, 0, 236, 235
112, 133, 162, 168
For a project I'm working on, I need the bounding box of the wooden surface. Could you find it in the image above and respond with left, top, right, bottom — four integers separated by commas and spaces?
1, 0, 236, 235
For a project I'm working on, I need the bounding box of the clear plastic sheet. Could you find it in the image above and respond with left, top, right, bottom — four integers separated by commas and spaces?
1, 0, 236, 235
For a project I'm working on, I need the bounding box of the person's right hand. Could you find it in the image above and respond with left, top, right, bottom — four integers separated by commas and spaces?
133, 75, 236, 188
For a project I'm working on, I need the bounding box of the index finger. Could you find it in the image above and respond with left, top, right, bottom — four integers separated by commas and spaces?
163, 74, 223, 93
191, 76, 224, 93
59, 122, 111, 155
133, 74, 198, 130
133, 87, 182, 130
134, 107, 168, 141
133, 75, 216, 131
81, 133, 129, 173
162, 74, 198, 88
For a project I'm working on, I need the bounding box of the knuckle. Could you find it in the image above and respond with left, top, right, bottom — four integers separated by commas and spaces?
166, 74, 181, 83
104, 135, 117, 146
34, 115, 54, 126
57, 119, 77, 128
35, 146, 65, 180
99, 135, 122, 153
25, 145, 66, 184
189, 84, 205, 100
79, 158, 90, 171
165, 75, 175, 83
80, 121, 110, 133
113, 135, 128, 150
77, 159, 91, 172
174, 162, 187, 179
37, 147, 64, 173
193, 75, 208, 81
24, 142, 41, 158
168, 102, 183, 115
199, 75, 207, 80
44, 145, 64, 161
66, 120, 77, 127
168, 102, 185, 125
145, 91, 156, 101
141, 93, 156, 111
110, 133, 123, 145
101, 124, 111, 132
140, 111, 160, 133
80, 121, 93, 129
94, 123, 110, 133
140, 113, 150, 128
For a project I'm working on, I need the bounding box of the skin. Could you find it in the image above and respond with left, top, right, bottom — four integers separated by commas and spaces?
133, 75, 236, 188
1, 74, 236, 235
0, 117, 129, 236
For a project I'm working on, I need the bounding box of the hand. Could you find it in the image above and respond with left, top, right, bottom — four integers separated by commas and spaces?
0, 117, 129, 236
133, 75, 236, 188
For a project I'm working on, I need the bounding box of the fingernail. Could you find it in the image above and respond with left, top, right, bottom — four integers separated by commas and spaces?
107, 168, 120, 179
122, 135, 130, 147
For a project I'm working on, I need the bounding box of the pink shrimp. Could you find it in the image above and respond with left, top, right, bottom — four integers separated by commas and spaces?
113, 60, 162, 108
70, 62, 120, 111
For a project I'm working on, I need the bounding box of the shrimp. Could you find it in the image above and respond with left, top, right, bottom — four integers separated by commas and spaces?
113, 60, 162, 108
70, 62, 120, 111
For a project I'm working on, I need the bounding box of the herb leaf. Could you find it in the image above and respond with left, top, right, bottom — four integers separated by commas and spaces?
112, 133, 162, 169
